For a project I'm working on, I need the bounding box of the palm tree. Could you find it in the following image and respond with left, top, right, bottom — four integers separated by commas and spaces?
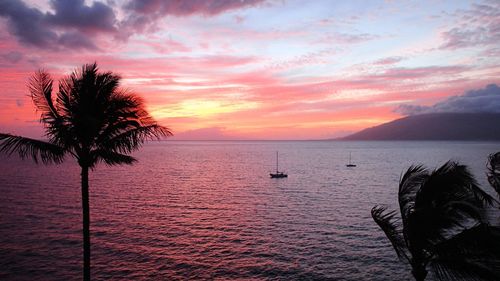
487, 152, 500, 198
0, 63, 172, 281
371, 162, 500, 281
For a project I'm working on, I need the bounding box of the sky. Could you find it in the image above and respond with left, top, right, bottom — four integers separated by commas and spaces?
0, 0, 499, 140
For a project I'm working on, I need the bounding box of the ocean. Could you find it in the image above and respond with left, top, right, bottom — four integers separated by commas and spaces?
1, 141, 499, 280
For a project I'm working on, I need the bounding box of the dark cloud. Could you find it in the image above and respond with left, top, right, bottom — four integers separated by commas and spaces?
0, 0, 58, 48
0, 0, 117, 50
57, 32, 98, 50
123, 0, 266, 32
46, 0, 117, 33
1, 0, 266, 49
396, 84, 500, 116
126, 0, 265, 16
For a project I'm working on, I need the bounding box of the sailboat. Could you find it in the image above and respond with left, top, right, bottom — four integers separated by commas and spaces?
270, 151, 288, 178
346, 152, 356, 167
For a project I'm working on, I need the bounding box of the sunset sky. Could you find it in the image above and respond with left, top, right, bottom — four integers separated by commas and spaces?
1, 0, 499, 140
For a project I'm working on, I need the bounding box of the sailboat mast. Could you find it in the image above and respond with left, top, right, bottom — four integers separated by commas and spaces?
276, 151, 279, 172
349, 152, 351, 165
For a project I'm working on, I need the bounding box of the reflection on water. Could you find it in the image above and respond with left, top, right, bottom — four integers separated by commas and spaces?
0, 141, 498, 280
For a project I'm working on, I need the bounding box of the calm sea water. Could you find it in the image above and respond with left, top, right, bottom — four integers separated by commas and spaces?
0, 141, 499, 280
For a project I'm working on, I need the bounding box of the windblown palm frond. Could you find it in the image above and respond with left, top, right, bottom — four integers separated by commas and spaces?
371, 205, 410, 262
373, 159, 499, 281
417, 161, 494, 208
405, 200, 483, 255
0, 133, 65, 164
415, 162, 491, 232
487, 152, 500, 197
399, 165, 428, 224
407, 162, 491, 258
430, 224, 500, 281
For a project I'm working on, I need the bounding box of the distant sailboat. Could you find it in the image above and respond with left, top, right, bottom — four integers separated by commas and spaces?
270, 151, 288, 178
346, 152, 356, 167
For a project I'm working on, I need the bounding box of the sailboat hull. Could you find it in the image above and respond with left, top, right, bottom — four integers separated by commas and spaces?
270, 173, 288, 178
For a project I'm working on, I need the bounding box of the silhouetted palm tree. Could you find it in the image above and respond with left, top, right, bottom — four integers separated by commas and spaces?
487, 152, 500, 198
372, 162, 500, 281
0, 63, 172, 281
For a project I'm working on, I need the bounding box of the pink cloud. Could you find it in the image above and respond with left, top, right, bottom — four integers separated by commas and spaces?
197, 26, 307, 48
143, 38, 191, 54
269, 48, 336, 70
316, 32, 379, 45
440, 2, 500, 50
366, 66, 471, 80
373, 56, 404, 65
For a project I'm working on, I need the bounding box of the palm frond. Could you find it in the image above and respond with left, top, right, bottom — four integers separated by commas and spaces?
0, 133, 65, 164
375, 158, 500, 281
95, 119, 141, 144
27, 70, 78, 150
443, 200, 484, 223
95, 72, 120, 103
399, 165, 428, 226
28, 70, 60, 123
371, 205, 410, 263
101, 92, 155, 127
404, 162, 492, 252
416, 161, 494, 209
487, 152, 500, 197
55, 78, 73, 119
94, 92, 151, 143
406, 200, 484, 250
99, 124, 172, 154
45, 120, 77, 150
89, 149, 137, 167
430, 224, 500, 281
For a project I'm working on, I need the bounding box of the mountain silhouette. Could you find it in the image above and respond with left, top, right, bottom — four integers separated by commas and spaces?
342, 113, 500, 140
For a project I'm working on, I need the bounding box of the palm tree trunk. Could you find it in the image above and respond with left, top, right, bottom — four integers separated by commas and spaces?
412, 265, 427, 281
81, 166, 91, 281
